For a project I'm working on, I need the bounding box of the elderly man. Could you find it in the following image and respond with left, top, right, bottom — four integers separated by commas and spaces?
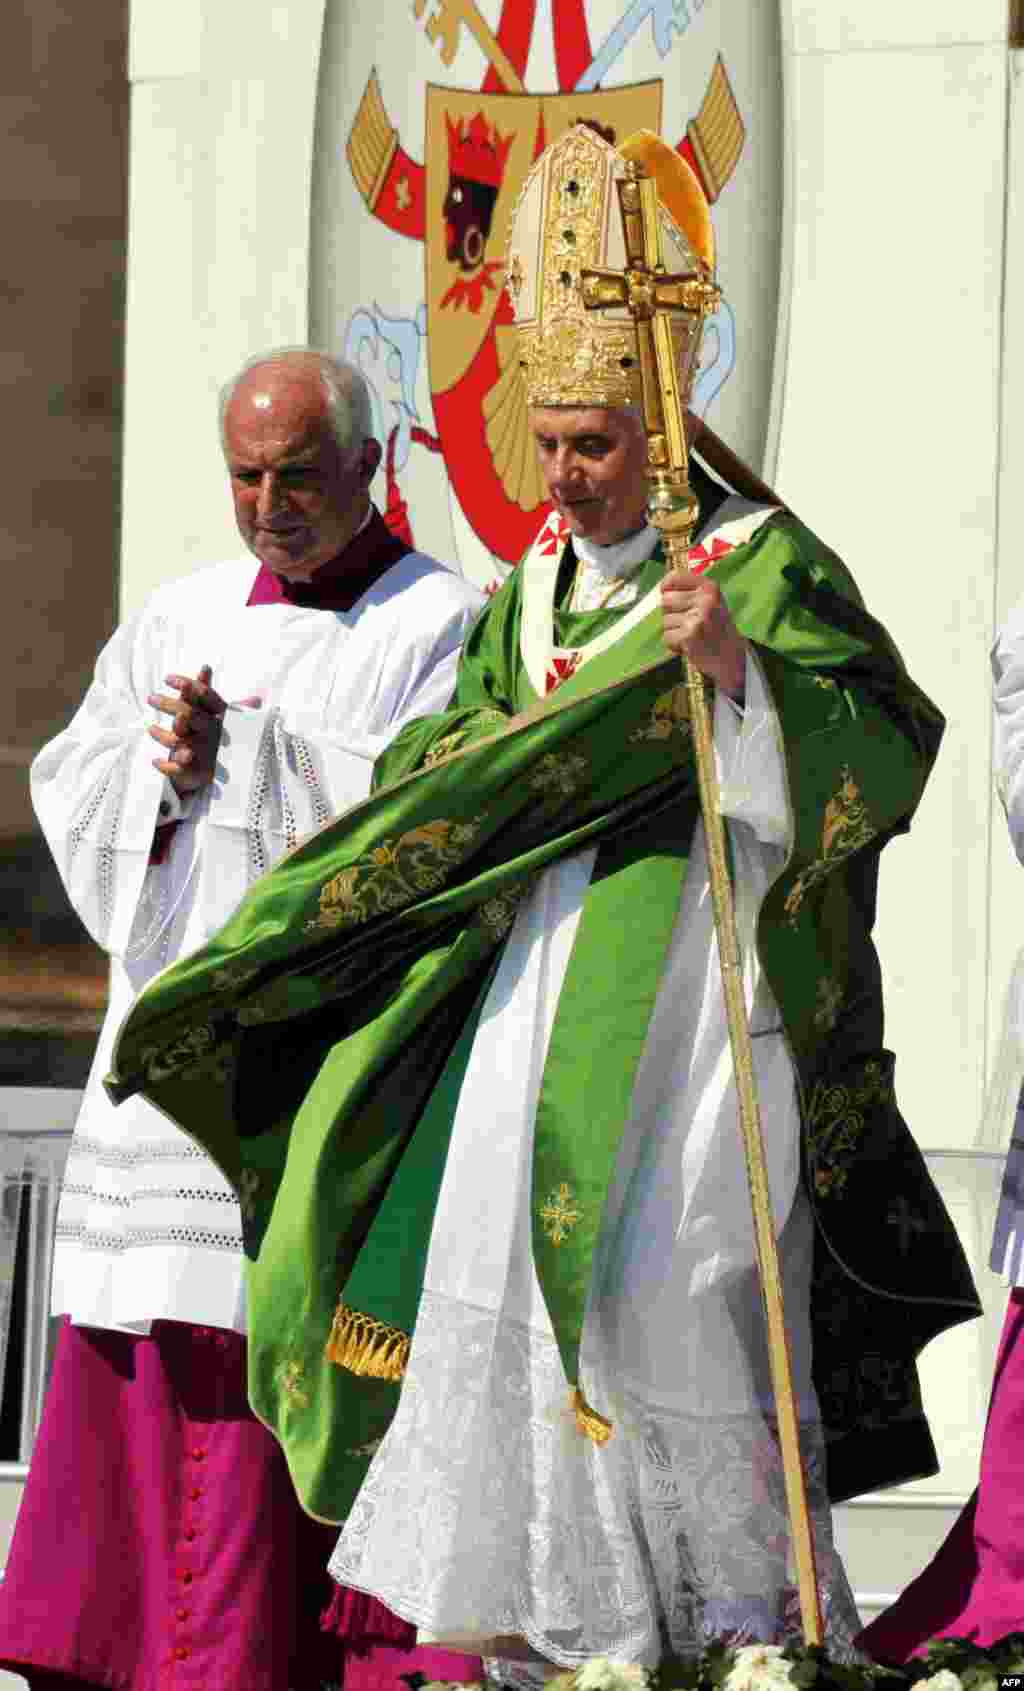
109, 134, 979, 1680
0, 350, 484, 1691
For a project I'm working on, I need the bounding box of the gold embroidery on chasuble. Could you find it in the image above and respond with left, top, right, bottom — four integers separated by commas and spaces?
140, 1023, 220, 1085
630, 683, 692, 744
540, 1182, 581, 1246
529, 751, 589, 814
211, 962, 261, 993
423, 710, 506, 768
806, 1059, 894, 1199
237, 1168, 260, 1221
278, 1359, 310, 1409
814, 976, 844, 1033
306, 817, 484, 935
783, 766, 877, 926
423, 729, 471, 767
476, 887, 526, 939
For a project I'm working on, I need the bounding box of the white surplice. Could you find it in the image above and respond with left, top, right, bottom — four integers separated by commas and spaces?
34, 546, 483, 1333
329, 527, 861, 1667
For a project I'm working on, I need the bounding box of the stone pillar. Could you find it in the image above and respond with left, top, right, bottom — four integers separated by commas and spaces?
0, 0, 128, 1075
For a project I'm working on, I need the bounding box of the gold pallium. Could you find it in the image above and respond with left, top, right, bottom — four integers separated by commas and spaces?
326, 1302, 410, 1382
540, 1182, 581, 1245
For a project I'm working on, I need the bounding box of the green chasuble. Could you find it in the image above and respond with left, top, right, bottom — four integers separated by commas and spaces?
107, 503, 979, 1521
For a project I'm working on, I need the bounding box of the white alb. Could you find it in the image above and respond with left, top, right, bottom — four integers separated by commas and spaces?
34, 541, 483, 1333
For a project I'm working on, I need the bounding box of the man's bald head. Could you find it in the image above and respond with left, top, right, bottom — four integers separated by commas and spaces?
219, 350, 373, 460
220, 349, 381, 580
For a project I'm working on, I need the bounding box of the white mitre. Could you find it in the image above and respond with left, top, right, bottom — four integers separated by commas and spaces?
502, 121, 715, 412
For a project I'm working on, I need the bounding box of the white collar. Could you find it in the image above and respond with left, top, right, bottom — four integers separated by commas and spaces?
571, 522, 660, 579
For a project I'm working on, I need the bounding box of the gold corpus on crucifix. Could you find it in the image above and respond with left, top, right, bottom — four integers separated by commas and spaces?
580, 159, 824, 1649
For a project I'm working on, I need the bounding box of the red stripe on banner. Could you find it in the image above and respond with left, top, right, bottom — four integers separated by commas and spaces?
676, 134, 709, 201
482, 0, 536, 92
553, 0, 593, 90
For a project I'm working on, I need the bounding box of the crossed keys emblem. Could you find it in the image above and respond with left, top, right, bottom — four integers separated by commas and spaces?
414, 0, 698, 93
414, 0, 526, 91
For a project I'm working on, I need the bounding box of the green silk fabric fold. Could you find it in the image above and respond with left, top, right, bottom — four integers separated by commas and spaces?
530, 801, 698, 1399
106, 510, 963, 1520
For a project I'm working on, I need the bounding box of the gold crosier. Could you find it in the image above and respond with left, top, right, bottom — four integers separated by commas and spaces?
580, 161, 824, 1648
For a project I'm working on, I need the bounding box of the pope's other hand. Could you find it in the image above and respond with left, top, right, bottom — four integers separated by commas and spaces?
660, 567, 747, 702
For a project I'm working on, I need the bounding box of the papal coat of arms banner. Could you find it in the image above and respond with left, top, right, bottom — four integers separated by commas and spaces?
311, 0, 783, 590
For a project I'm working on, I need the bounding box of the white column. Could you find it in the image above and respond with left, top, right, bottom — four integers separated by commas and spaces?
120, 0, 326, 614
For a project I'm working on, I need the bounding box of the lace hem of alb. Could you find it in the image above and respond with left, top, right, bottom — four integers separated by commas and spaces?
329, 1291, 862, 1668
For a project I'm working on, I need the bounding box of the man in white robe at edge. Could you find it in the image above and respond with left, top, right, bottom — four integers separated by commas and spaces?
0, 350, 485, 1691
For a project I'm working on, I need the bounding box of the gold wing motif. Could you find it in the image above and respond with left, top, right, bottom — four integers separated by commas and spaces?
484, 324, 548, 513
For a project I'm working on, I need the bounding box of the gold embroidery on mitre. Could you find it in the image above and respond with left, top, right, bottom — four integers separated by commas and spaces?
540, 1182, 581, 1246
326, 1302, 410, 1382
504, 124, 705, 411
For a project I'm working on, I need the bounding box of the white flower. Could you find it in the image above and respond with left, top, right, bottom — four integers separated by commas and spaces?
574, 1660, 652, 1691
722, 1645, 796, 1691
916, 1674, 965, 1691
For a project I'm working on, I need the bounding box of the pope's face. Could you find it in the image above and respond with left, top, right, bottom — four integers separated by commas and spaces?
223, 365, 380, 580
530, 406, 649, 548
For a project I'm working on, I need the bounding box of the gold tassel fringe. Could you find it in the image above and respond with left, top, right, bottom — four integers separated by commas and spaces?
325, 1302, 410, 1382
571, 1387, 613, 1445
